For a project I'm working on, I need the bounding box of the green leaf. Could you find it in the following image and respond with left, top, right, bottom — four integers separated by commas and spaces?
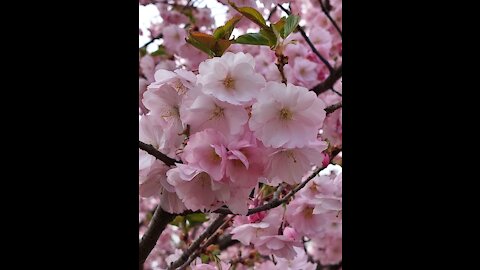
259, 28, 278, 48
229, 2, 267, 28
186, 213, 209, 223
213, 39, 233, 56
139, 47, 148, 57
272, 17, 286, 34
200, 254, 210, 263
234, 33, 270, 46
186, 31, 216, 57
169, 215, 185, 227
187, 38, 215, 57
150, 45, 166, 56
213, 14, 242, 40
283, 14, 300, 38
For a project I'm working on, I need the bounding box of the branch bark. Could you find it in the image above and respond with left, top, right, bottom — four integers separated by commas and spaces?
318, 0, 342, 38
168, 214, 228, 269
310, 64, 342, 95
177, 216, 232, 270
139, 207, 176, 267
325, 102, 342, 115
213, 147, 342, 216
139, 141, 181, 166
140, 34, 163, 49
277, 4, 334, 73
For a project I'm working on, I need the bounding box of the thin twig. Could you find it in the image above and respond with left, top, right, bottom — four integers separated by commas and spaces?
330, 87, 342, 96
178, 216, 233, 270
277, 4, 334, 73
318, 0, 342, 38
267, 6, 278, 21
139, 141, 181, 166
168, 214, 228, 269
213, 147, 342, 216
140, 34, 163, 49
325, 102, 342, 115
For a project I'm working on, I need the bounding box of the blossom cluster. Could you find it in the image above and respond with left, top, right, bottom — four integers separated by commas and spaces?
139, 0, 342, 269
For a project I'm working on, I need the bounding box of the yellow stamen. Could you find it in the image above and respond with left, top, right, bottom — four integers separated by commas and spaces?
223, 75, 235, 90
279, 108, 293, 120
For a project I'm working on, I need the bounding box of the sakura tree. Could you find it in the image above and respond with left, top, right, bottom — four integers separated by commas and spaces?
139, 1, 342, 269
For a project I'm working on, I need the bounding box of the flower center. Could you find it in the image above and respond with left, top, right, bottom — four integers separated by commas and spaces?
223, 75, 235, 90
208, 104, 224, 121
213, 105, 224, 117
161, 106, 180, 118
303, 206, 314, 219
211, 148, 221, 162
172, 79, 187, 94
285, 150, 297, 163
279, 108, 293, 120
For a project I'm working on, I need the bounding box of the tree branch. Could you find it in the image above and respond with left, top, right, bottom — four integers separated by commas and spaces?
318, 0, 342, 38
325, 102, 342, 115
267, 6, 278, 21
139, 141, 181, 166
139, 207, 176, 266
168, 214, 228, 269
140, 34, 163, 49
310, 64, 342, 95
217, 234, 239, 250
177, 216, 233, 270
213, 147, 342, 216
277, 4, 334, 73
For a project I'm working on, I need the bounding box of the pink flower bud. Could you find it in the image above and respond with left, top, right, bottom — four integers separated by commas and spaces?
322, 153, 330, 167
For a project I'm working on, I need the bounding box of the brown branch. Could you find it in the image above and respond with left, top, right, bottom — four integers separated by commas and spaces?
277, 4, 334, 73
319, 0, 342, 38
139, 207, 176, 267
267, 6, 278, 21
140, 34, 163, 49
168, 214, 228, 269
139, 141, 181, 166
213, 147, 342, 216
275, 53, 288, 85
310, 64, 342, 95
325, 102, 342, 115
217, 234, 239, 250
177, 216, 233, 270
330, 87, 342, 96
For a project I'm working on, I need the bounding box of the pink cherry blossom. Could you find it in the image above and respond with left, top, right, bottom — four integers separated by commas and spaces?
140, 54, 156, 83
255, 227, 303, 260
275, 246, 317, 270
309, 26, 333, 56
293, 57, 319, 83
224, 128, 267, 188
265, 140, 328, 185
309, 234, 342, 265
142, 84, 184, 157
162, 25, 187, 54
182, 129, 228, 181
197, 52, 266, 105
177, 43, 209, 69
249, 81, 327, 148
149, 68, 196, 96
139, 78, 149, 115
194, 8, 215, 28
166, 164, 224, 212
285, 196, 327, 236
139, 114, 166, 152
180, 88, 249, 136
